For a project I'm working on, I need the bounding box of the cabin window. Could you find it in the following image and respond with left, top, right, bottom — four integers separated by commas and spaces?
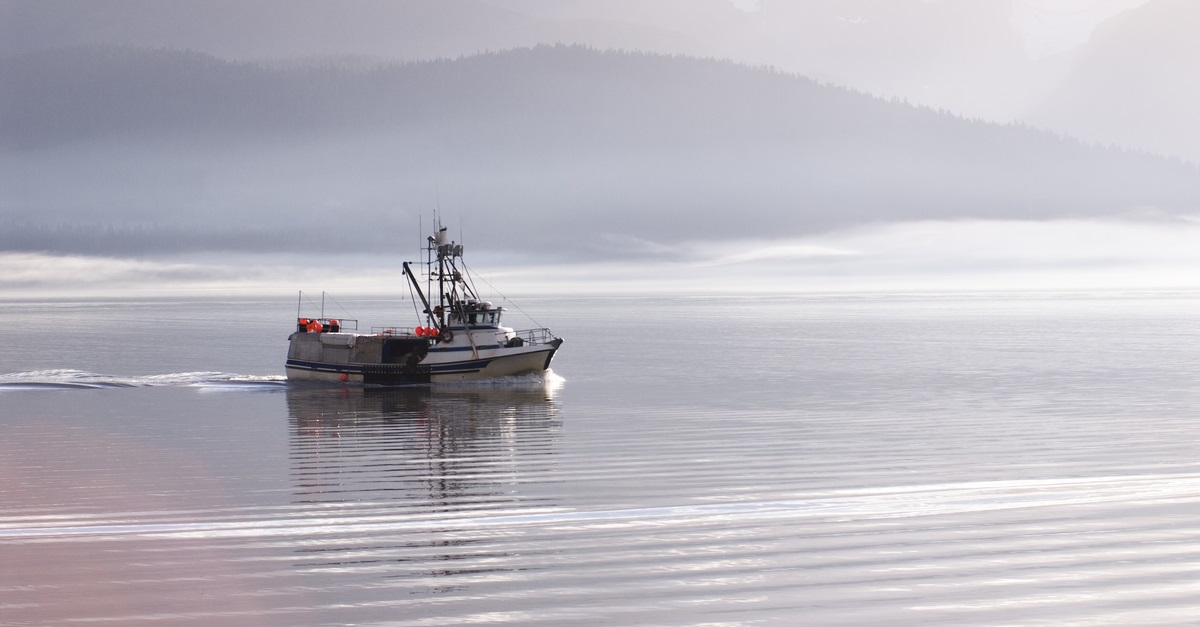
464, 312, 498, 325
451, 310, 501, 326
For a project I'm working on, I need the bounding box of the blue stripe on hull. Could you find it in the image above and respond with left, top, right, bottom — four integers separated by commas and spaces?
429, 359, 491, 373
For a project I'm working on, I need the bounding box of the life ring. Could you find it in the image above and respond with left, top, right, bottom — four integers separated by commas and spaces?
439, 329, 454, 343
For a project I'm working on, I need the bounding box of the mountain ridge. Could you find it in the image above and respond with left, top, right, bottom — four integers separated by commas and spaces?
3, 44, 1198, 258
1031, 0, 1200, 162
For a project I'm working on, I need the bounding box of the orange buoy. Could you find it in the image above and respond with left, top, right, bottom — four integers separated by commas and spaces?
428, 327, 440, 337
339, 373, 348, 382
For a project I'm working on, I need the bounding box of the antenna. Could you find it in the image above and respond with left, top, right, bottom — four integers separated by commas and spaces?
434, 177, 442, 226
457, 199, 465, 249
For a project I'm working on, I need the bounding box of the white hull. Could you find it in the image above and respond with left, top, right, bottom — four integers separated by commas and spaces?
426, 343, 559, 382
285, 335, 560, 385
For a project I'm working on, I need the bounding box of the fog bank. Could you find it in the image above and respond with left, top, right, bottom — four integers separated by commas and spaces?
5, 218, 1200, 299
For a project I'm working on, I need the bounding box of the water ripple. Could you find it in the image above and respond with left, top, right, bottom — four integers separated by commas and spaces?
6, 473, 1199, 541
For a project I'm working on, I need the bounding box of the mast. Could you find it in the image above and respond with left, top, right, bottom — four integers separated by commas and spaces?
425, 230, 434, 327
433, 226, 481, 358
415, 223, 480, 331
435, 226, 450, 322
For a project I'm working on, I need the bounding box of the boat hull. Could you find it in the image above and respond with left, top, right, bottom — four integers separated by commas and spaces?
425, 340, 561, 383
284, 361, 430, 384
285, 338, 561, 385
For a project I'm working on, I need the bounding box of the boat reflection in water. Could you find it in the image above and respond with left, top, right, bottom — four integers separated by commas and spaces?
283, 377, 566, 591
286, 374, 564, 510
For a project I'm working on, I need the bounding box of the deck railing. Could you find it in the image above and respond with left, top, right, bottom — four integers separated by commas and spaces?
358, 326, 556, 344
372, 326, 418, 336
514, 328, 557, 345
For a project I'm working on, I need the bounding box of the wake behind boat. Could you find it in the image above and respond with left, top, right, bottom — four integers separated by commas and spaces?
286, 226, 563, 384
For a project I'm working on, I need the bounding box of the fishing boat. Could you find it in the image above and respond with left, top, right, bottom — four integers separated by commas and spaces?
285, 226, 563, 384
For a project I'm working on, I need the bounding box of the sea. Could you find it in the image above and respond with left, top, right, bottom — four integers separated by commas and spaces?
3, 291, 1200, 626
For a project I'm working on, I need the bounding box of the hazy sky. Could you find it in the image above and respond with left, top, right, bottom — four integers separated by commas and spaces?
1008, 0, 1151, 56
722, 0, 1153, 58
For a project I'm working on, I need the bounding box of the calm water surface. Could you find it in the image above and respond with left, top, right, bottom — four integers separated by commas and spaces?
3, 293, 1200, 625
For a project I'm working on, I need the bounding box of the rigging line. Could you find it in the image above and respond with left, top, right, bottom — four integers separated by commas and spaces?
406, 275, 423, 324
460, 260, 544, 329
456, 256, 481, 301
321, 292, 357, 319
302, 291, 323, 313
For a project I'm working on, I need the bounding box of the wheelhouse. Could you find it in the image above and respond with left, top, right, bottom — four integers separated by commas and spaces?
446, 301, 504, 328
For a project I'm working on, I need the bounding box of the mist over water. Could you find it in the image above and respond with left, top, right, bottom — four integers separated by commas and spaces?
5, 216, 1200, 298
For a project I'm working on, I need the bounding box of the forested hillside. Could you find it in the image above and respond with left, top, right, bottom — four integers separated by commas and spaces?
3, 45, 1197, 257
